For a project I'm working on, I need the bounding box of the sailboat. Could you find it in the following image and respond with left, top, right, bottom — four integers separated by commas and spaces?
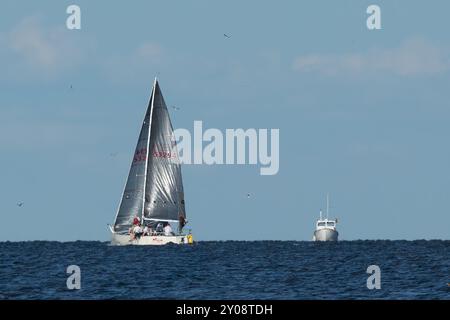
312, 194, 339, 242
109, 78, 193, 245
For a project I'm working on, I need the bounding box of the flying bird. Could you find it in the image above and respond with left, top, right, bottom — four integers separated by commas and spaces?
247, 193, 251, 199
223, 33, 231, 39
17, 202, 24, 207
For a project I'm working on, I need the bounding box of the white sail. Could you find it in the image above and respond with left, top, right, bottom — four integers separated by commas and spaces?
143, 81, 186, 223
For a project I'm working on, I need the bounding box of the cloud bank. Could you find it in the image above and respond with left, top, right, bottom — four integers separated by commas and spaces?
0, 15, 89, 80
293, 38, 450, 76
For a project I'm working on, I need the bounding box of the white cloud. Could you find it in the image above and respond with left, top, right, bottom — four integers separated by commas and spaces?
135, 43, 163, 61
293, 38, 450, 76
0, 15, 87, 78
9, 17, 59, 67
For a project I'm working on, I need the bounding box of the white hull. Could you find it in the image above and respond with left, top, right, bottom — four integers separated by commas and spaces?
111, 233, 191, 246
313, 228, 339, 242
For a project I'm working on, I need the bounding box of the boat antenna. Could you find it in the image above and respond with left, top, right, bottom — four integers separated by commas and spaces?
326, 193, 329, 220
319, 209, 322, 220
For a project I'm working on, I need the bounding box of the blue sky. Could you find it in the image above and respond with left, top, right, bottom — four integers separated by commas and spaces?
1, 0, 449, 241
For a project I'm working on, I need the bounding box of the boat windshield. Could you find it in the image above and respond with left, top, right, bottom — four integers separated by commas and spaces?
327, 222, 335, 227
318, 222, 326, 227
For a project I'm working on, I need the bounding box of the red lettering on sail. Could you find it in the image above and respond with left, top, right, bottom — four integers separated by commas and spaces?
133, 148, 147, 163
152, 150, 177, 159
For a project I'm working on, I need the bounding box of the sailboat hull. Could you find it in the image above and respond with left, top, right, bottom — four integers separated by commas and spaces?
313, 229, 339, 242
111, 233, 192, 246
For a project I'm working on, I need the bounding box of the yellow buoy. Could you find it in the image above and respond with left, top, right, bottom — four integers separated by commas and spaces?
187, 234, 194, 244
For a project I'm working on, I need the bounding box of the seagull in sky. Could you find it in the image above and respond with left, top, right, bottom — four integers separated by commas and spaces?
224, 33, 231, 39
17, 202, 24, 207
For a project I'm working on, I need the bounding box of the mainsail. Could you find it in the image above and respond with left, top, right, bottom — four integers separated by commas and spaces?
113, 79, 185, 233
143, 81, 186, 222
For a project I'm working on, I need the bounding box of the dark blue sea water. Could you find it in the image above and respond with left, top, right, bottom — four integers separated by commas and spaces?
0, 241, 448, 299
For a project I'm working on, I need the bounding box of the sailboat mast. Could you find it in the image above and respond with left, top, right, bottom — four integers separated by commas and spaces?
141, 77, 157, 223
